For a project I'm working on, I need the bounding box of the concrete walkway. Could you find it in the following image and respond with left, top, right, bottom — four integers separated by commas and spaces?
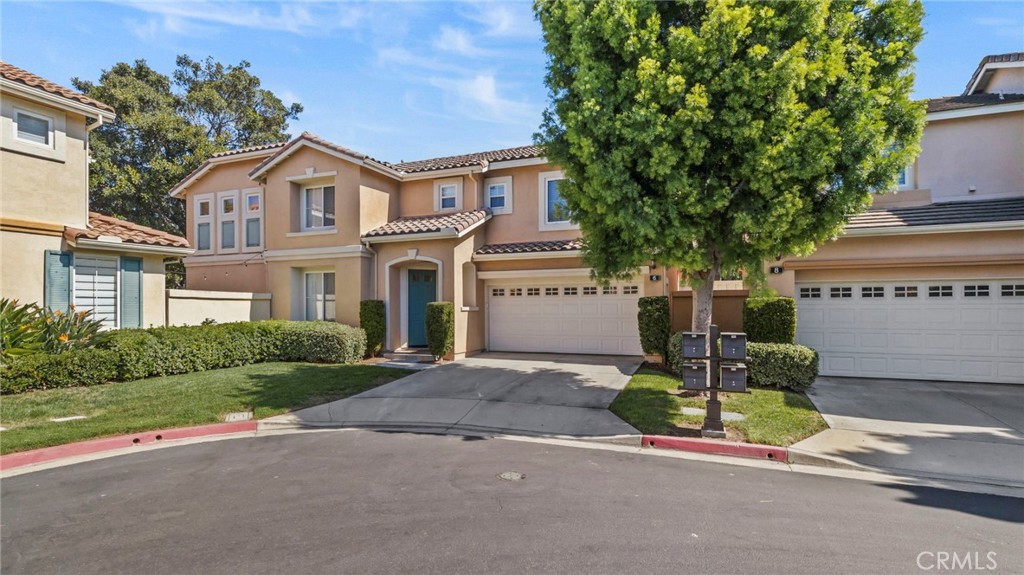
261, 352, 643, 443
791, 377, 1024, 487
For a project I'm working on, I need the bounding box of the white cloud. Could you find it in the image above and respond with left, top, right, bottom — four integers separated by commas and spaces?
114, 1, 363, 37
433, 26, 488, 58
428, 74, 539, 125
460, 2, 537, 38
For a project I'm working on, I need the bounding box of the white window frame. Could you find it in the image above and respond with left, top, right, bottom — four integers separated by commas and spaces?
242, 188, 264, 252
304, 271, 336, 321
71, 254, 121, 330
217, 190, 240, 254
12, 107, 54, 149
484, 176, 513, 215
194, 193, 214, 254
538, 170, 578, 231
301, 185, 336, 231
433, 178, 463, 212
897, 162, 914, 191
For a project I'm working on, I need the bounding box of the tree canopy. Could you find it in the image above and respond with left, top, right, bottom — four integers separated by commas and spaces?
535, 0, 925, 331
73, 57, 302, 236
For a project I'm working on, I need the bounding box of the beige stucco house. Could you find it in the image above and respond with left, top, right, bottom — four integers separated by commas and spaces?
0, 62, 191, 328
766, 52, 1024, 384
169, 133, 666, 359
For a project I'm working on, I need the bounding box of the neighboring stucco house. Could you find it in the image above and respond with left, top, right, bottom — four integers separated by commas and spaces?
767, 53, 1024, 384
169, 135, 665, 358
0, 62, 191, 328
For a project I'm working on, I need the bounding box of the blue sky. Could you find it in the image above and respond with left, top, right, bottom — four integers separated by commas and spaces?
3, 1, 1022, 163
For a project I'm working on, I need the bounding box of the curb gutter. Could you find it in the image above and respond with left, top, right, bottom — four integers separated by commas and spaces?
0, 421, 258, 471
643, 434, 789, 462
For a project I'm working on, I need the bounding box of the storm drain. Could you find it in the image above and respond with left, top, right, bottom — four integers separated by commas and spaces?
497, 471, 526, 482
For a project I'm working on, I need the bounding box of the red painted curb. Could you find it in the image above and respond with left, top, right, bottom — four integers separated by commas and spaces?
643, 434, 788, 462
0, 421, 258, 471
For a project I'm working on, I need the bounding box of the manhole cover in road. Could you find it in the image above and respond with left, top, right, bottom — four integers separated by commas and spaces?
497, 471, 526, 481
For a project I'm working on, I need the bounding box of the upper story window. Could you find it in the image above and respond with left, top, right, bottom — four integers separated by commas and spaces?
14, 109, 52, 147
194, 193, 214, 253
302, 185, 335, 230
897, 164, 914, 190
244, 189, 263, 251
218, 191, 239, 252
484, 176, 512, 215
434, 178, 463, 212
538, 170, 577, 232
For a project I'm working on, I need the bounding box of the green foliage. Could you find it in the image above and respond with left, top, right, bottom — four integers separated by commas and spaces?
72, 56, 302, 235
746, 342, 819, 391
1, 349, 119, 394
425, 302, 454, 361
277, 322, 366, 364
743, 297, 797, 344
536, 0, 925, 327
359, 300, 386, 357
667, 332, 686, 377
637, 296, 670, 358
0, 299, 106, 361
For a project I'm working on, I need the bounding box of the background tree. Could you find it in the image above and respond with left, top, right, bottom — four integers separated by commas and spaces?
535, 0, 925, 334
73, 57, 302, 236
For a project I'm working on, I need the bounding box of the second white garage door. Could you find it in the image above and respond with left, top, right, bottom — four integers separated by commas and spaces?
796, 279, 1024, 384
487, 281, 643, 355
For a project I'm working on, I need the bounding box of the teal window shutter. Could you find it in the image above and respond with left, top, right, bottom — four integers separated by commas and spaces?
43, 250, 72, 312
120, 257, 143, 328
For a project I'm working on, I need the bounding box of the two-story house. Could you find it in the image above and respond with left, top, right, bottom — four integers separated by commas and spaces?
0, 62, 191, 328
767, 52, 1024, 384
169, 133, 666, 359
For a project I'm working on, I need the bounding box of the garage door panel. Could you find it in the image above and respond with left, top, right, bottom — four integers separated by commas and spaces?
797, 280, 1023, 384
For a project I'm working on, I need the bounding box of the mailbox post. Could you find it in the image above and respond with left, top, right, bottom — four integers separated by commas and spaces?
678, 324, 749, 438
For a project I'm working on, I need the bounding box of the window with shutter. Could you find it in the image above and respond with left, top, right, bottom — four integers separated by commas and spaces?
120, 257, 143, 328
44, 250, 72, 312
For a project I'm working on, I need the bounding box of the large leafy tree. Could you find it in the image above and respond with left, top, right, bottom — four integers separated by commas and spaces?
535, 0, 925, 334
73, 57, 302, 236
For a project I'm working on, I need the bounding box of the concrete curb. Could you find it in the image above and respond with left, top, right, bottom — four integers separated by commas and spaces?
642, 434, 789, 462
0, 421, 258, 471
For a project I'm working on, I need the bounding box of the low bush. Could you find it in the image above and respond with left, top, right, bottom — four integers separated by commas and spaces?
425, 302, 454, 361
743, 297, 797, 344
637, 296, 670, 359
667, 331, 686, 376
1, 298, 107, 360
745, 342, 819, 391
360, 300, 386, 357
1, 348, 118, 394
277, 322, 366, 364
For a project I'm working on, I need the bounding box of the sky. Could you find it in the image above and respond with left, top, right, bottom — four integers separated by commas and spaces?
2, 1, 1022, 163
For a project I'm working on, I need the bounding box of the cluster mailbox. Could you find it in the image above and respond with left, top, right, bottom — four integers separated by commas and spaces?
682, 333, 707, 360
680, 362, 709, 390
720, 364, 748, 392
679, 325, 749, 438
721, 333, 747, 361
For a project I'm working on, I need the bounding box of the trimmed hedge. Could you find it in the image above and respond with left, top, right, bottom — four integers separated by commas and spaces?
637, 296, 670, 359
743, 297, 797, 344
745, 342, 819, 391
1, 348, 118, 394
277, 322, 366, 364
667, 332, 818, 391
360, 300, 386, 357
425, 302, 454, 361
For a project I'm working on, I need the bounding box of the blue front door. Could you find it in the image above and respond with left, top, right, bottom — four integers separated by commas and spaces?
407, 269, 436, 347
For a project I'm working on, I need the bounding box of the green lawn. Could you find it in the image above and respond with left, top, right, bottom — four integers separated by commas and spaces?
610, 368, 827, 447
0, 362, 409, 455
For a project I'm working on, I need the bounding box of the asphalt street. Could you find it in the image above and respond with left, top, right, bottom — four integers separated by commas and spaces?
2, 430, 1022, 575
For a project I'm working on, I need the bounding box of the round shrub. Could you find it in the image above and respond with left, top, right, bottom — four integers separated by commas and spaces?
425, 302, 454, 361
746, 342, 819, 390
1, 348, 118, 394
277, 322, 366, 363
637, 296, 670, 359
743, 297, 797, 344
360, 300, 386, 357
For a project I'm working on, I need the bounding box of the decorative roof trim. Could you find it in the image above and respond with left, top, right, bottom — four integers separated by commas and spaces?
0, 78, 115, 122
399, 165, 485, 181
927, 101, 1024, 122
843, 220, 1024, 237
362, 213, 490, 244
71, 238, 194, 256
473, 250, 582, 262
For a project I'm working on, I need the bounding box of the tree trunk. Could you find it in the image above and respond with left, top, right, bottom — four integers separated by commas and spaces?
691, 248, 721, 338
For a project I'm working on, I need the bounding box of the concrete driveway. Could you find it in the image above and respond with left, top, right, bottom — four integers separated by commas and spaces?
791, 377, 1024, 486
262, 352, 643, 442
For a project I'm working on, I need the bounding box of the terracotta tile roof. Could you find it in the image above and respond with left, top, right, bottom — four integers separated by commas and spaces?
927, 93, 1024, 113
249, 132, 395, 178
363, 209, 490, 239
846, 198, 1024, 230
210, 142, 286, 158
64, 212, 190, 249
964, 52, 1023, 95
0, 61, 115, 115
393, 145, 544, 174
476, 238, 583, 255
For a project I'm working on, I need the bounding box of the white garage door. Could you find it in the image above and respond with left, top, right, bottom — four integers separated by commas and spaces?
74, 255, 119, 330
796, 280, 1024, 384
487, 281, 643, 355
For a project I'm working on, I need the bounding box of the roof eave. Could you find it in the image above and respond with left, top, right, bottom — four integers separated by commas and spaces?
927, 100, 1024, 122
473, 250, 582, 262
71, 237, 194, 256
0, 78, 115, 122
843, 220, 1024, 237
